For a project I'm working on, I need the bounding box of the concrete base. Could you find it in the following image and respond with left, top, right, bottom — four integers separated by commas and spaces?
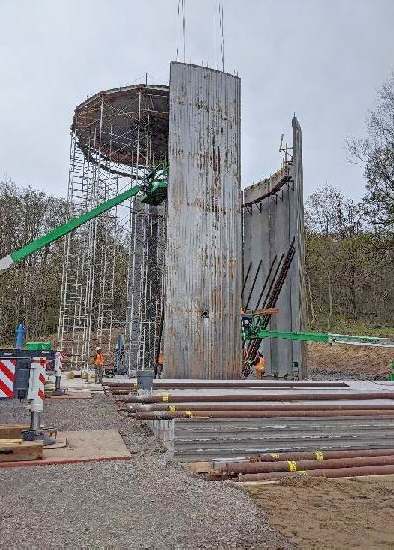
0, 429, 131, 468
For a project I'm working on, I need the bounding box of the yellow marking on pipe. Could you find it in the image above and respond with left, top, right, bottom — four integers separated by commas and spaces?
314, 450, 324, 461
270, 453, 280, 460
185, 411, 193, 417
162, 394, 170, 402
288, 460, 297, 472
168, 405, 176, 412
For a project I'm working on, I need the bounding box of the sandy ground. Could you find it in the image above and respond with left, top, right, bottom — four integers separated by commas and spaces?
246, 475, 394, 549
0, 395, 291, 550
307, 342, 394, 380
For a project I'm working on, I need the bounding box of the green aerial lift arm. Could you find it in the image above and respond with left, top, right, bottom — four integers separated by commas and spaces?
255, 329, 394, 348
0, 185, 141, 273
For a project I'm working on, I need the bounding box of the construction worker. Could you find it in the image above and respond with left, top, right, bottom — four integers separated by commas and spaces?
154, 351, 164, 379
54, 349, 64, 393
93, 347, 105, 384
255, 352, 265, 379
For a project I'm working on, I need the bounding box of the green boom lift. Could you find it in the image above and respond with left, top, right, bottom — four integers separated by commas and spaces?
0, 166, 168, 273
250, 328, 394, 348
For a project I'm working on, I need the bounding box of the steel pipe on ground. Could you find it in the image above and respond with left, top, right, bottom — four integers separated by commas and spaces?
238, 463, 394, 482
133, 410, 394, 420
221, 454, 394, 475
126, 392, 394, 404
124, 402, 394, 412
105, 381, 348, 389
219, 448, 394, 467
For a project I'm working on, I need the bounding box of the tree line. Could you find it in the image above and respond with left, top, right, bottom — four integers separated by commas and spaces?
0, 178, 67, 344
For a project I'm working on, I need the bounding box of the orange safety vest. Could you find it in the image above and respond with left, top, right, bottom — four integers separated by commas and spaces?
94, 352, 105, 367
255, 356, 265, 373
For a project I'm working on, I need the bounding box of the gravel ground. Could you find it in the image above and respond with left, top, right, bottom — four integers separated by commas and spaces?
307, 342, 393, 381
0, 395, 292, 549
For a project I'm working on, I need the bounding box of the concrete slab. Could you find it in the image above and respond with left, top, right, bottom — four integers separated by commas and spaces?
0, 429, 131, 468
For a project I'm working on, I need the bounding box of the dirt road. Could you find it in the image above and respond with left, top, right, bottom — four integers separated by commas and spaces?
308, 342, 393, 380
246, 475, 394, 549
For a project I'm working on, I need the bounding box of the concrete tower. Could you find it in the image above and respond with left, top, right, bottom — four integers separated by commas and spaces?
164, 62, 242, 379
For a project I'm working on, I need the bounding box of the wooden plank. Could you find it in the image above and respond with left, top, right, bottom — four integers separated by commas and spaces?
0, 441, 43, 462
0, 430, 131, 468
0, 424, 29, 439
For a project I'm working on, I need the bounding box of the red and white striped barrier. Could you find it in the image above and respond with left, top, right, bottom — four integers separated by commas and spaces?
0, 359, 16, 398
27, 357, 47, 411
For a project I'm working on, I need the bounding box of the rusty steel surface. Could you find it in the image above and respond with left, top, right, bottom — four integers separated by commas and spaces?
219, 448, 394, 467
106, 380, 348, 389
126, 392, 394, 404
126, 403, 394, 411
148, 415, 394, 462
221, 454, 394, 475
238, 463, 394, 481
164, 62, 242, 379
134, 410, 394, 420
73, 84, 169, 168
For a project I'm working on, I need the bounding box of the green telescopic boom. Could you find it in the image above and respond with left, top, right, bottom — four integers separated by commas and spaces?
255, 329, 394, 348
0, 185, 141, 273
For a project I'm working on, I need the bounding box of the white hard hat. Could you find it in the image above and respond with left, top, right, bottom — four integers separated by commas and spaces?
96, 346, 102, 351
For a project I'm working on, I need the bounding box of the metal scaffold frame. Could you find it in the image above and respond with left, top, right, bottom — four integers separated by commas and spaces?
57, 84, 169, 371
125, 199, 166, 373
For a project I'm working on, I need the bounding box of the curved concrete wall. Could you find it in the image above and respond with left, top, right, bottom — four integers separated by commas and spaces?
243, 116, 307, 378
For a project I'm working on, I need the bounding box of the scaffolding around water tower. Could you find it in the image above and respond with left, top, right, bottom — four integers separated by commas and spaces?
57, 84, 169, 370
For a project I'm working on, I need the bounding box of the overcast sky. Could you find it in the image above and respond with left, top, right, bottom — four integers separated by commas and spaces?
1, 0, 393, 200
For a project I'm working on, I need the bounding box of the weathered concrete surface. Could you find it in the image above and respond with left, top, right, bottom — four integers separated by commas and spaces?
243, 116, 307, 378
164, 62, 242, 379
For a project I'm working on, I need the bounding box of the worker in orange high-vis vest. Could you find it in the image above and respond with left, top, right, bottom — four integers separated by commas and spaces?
93, 347, 105, 384
154, 352, 164, 379
255, 352, 265, 380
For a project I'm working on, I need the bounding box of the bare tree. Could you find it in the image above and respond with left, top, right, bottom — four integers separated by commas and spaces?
347, 73, 394, 230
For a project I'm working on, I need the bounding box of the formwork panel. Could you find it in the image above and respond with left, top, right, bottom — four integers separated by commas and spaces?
164, 62, 242, 379
243, 116, 306, 378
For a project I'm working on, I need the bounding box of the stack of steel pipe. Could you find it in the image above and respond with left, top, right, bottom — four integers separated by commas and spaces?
211, 449, 394, 481
112, 380, 394, 463
123, 403, 394, 412
117, 389, 394, 420
108, 380, 350, 395
122, 392, 394, 404
130, 409, 394, 420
